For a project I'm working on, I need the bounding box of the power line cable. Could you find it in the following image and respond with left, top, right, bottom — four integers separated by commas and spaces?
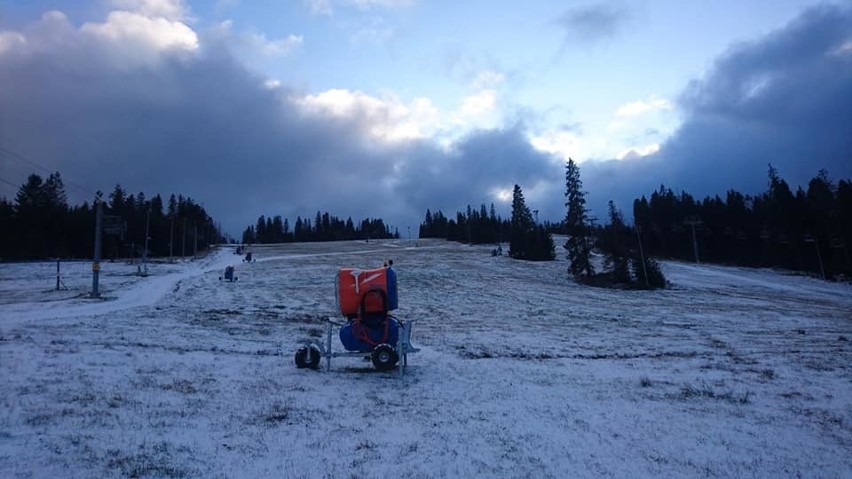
0, 145, 99, 197
0, 145, 54, 176
0, 176, 20, 189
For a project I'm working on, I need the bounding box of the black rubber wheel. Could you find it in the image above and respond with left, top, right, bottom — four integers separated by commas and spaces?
371, 344, 398, 371
295, 346, 321, 369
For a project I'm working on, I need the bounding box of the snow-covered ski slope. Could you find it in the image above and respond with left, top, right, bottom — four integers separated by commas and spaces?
1, 238, 850, 478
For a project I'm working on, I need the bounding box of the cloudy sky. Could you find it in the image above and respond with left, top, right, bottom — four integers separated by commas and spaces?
1, 0, 850, 236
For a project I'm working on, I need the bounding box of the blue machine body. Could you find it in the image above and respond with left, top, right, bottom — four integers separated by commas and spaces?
386, 266, 398, 310
339, 317, 400, 352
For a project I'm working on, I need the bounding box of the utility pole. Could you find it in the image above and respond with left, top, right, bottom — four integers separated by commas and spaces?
182, 217, 187, 257
169, 216, 174, 262
803, 234, 825, 280
91, 198, 103, 298
142, 208, 150, 276
683, 217, 703, 263
533, 210, 539, 224
586, 216, 599, 257
407, 226, 411, 246
636, 226, 649, 286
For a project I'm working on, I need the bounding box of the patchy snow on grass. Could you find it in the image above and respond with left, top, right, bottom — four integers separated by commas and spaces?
1, 239, 850, 478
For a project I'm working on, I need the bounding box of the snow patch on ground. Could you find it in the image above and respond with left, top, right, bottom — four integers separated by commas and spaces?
1, 239, 850, 478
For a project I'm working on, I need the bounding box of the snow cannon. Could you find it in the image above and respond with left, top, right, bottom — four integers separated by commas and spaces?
336, 266, 398, 316
338, 288, 400, 361
294, 262, 417, 375
219, 265, 237, 282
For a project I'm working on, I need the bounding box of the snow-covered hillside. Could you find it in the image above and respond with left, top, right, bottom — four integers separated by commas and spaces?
1, 239, 850, 478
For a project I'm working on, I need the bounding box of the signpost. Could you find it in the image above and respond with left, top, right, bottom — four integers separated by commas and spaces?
91, 196, 126, 298
91, 199, 103, 298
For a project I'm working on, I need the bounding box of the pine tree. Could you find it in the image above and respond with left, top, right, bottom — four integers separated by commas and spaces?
43, 172, 67, 209
167, 194, 178, 218
631, 255, 666, 288
14, 174, 49, 258
600, 200, 630, 282
109, 184, 126, 216
0, 198, 13, 259
242, 225, 256, 244
510, 184, 534, 258
531, 225, 556, 261
565, 159, 594, 278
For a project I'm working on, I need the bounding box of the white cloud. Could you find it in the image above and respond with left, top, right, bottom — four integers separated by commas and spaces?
443, 69, 506, 130
0, 10, 77, 56
472, 70, 504, 90
0, 5, 198, 67
305, 0, 411, 15
831, 40, 852, 56
109, 0, 187, 21
295, 89, 440, 142
264, 79, 282, 89
607, 119, 628, 131
346, 0, 413, 9
348, 17, 395, 44
213, 20, 302, 60
251, 33, 303, 55
614, 95, 672, 118
459, 89, 496, 117
316, 81, 504, 146
0, 31, 26, 54
491, 187, 513, 203
81, 11, 199, 54
306, 0, 334, 16
615, 143, 659, 160
41, 10, 69, 23
529, 130, 582, 162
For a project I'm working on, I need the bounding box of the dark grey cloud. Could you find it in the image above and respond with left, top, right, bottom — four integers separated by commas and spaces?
394, 125, 560, 213
554, 3, 629, 46
0, 13, 558, 235
579, 3, 852, 221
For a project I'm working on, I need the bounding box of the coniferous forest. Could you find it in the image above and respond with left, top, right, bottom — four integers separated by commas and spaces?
418, 186, 556, 261
3, 165, 850, 281
419, 204, 509, 245
630, 166, 852, 279
0, 172, 222, 261
240, 212, 397, 244
420, 165, 851, 281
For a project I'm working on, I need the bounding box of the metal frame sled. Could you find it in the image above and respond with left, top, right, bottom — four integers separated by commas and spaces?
219, 265, 237, 282
295, 316, 419, 377
294, 263, 418, 376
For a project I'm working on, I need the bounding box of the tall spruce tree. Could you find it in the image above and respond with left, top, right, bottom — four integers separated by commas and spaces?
565, 159, 594, 278
15, 174, 49, 258
530, 225, 556, 261
509, 184, 534, 258
599, 200, 630, 282
0, 198, 13, 259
